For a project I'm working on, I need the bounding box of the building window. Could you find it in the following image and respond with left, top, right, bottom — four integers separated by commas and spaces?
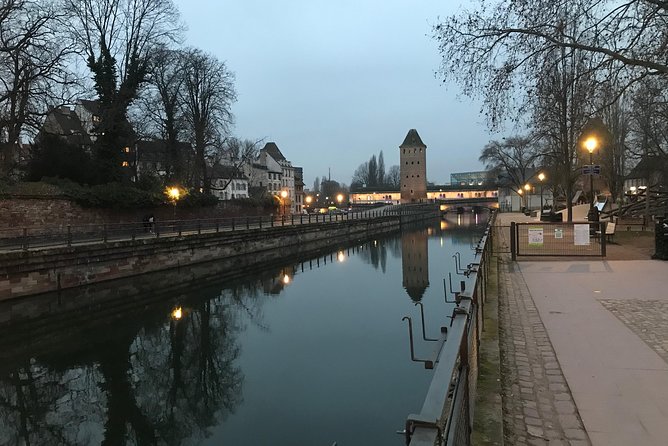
121, 161, 129, 167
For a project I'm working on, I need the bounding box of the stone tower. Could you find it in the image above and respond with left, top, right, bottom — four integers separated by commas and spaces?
400, 129, 427, 203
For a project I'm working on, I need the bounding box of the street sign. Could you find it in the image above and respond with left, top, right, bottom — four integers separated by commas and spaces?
582, 164, 601, 175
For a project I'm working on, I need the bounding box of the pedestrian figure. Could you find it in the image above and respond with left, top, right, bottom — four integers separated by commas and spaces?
148, 215, 155, 233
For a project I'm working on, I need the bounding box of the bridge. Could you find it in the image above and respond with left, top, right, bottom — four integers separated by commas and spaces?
350, 184, 499, 212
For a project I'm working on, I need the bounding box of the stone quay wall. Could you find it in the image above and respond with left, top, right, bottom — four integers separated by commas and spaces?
0, 195, 270, 232
0, 216, 412, 301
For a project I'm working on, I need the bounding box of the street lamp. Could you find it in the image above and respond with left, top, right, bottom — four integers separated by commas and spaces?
584, 137, 597, 211
166, 186, 181, 220
524, 183, 531, 210
336, 193, 343, 207
280, 189, 288, 215
538, 172, 546, 210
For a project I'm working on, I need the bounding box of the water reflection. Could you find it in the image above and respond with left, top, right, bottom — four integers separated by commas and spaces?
0, 212, 489, 445
402, 228, 430, 302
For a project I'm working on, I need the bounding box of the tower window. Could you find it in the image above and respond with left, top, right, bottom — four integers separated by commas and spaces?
411, 161, 414, 165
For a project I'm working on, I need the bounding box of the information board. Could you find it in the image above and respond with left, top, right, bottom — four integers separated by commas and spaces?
528, 227, 544, 246
574, 224, 590, 245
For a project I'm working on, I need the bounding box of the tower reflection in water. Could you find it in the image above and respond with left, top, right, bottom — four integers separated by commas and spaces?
401, 228, 430, 302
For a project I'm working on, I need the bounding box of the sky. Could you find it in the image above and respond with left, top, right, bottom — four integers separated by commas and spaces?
175, 0, 493, 188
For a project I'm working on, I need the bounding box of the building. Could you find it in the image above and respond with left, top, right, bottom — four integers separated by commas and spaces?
401, 229, 429, 302
261, 142, 295, 212
451, 171, 495, 186
294, 166, 305, 213
400, 129, 428, 203
208, 164, 250, 200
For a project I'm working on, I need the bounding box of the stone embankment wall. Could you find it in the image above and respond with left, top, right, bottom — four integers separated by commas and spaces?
0, 216, 416, 301
0, 196, 269, 230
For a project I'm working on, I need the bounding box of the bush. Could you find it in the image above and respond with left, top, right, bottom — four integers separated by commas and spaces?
42, 177, 163, 209
179, 191, 218, 208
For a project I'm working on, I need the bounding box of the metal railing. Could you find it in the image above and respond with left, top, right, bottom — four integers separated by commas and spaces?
404, 210, 496, 446
0, 205, 437, 253
510, 221, 606, 259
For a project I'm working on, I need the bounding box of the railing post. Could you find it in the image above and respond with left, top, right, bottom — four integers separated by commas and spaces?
601, 221, 607, 257
198, 220, 201, 235
216, 219, 220, 233
510, 221, 517, 261
131, 223, 136, 242
282, 215, 285, 226
259, 216, 263, 229
246, 217, 250, 230
22, 228, 28, 251
271, 215, 274, 227
67, 225, 72, 247
300, 214, 303, 225
155, 221, 160, 238
291, 215, 294, 225
308, 214, 311, 224
103, 224, 108, 244
232, 218, 235, 231
178, 220, 182, 237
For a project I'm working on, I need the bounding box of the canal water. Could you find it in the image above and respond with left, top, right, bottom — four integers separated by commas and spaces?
0, 212, 488, 446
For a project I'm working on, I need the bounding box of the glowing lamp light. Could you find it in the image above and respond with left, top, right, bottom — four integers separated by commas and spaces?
283, 274, 290, 284
584, 136, 598, 154
337, 251, 345, 262
281, 190, 288, 199
538, 172, 546, 182
171, 307, 183, 320
168, 187, 180, 200
336, 194, 344, 203
305, 196, 313, 204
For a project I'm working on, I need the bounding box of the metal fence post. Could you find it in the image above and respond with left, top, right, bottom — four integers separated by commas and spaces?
22, 228, 28, 251
246, 217, 250, 230
291, 215, 294, 225
271, 216, 274, 227
198, 220, 201, 235
510, 222, 517, 261
259, 216, 263, 229
232, 218, 235, 231
103, 224, 108, 244
216, 219, 220, 233
67, 225, 72, 247
601, 221, 607, 257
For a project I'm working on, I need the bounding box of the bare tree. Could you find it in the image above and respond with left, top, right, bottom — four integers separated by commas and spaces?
181, 48, 236, 193
0, 0, 76, 177
65, 0, 182, 182
480, 136, 542, 208
209, 137, 261, 192
136, 46, 187, 182
386, 165, 400, 188
351, 161, 369, 186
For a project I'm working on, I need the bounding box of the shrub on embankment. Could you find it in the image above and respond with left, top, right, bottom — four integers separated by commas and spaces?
0, 180, 276, 228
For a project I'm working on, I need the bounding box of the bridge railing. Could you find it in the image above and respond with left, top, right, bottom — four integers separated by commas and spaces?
0, 206, 440, 253
405, 210, 496, 446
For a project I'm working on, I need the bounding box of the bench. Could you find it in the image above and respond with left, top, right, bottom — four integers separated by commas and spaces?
615, 216, 645, 231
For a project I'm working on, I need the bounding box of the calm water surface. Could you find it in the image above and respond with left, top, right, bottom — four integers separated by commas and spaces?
0, 212, 488, 446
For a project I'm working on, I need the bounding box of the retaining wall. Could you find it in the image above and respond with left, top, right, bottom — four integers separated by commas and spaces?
0, 216, 410, 300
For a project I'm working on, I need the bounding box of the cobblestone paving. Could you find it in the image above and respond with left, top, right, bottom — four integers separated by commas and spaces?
495, 224, 591, 445
599, 299, 668, 363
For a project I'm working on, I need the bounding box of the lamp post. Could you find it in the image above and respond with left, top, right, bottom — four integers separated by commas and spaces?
584, 137, 597, 211
305, 195, 312, 212
583, 137, 600, 232
280, 190, 288, 215
167, 186, 181, 220
336, 193, 343, 207
538, 172, 545, 210
524, 183, 531, 210
517, 188, 523, 212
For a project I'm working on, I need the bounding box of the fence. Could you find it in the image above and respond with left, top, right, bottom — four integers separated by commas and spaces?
510, 221, 606, 259
0, 205, 439, 253
404, 210, 496, 446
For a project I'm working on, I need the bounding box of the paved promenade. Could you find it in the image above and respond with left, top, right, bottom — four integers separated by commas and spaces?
495, 213, 668, 445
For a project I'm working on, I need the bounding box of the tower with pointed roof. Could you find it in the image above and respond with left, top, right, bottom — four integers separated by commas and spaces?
399, 129, 427, 203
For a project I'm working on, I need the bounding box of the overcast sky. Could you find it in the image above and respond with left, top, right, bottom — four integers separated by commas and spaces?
175, 0, 493, 188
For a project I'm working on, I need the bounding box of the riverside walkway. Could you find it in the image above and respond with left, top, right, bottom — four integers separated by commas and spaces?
495, 213, 668, 446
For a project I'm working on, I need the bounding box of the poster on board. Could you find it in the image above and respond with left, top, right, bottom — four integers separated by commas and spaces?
574, 224, 590, 245
528, 227, 544, 246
